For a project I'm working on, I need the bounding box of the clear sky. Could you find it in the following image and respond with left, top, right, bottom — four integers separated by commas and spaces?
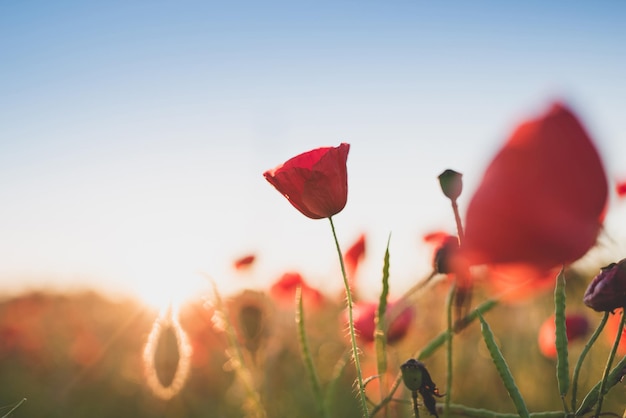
1, 1, 625, 307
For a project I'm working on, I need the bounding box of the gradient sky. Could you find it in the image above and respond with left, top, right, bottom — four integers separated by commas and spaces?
1, 1, 625, 307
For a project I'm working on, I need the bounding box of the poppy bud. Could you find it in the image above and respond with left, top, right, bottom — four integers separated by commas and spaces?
583, 259, 626, 312
400, 358, 425, 391
438, 169, 463, 202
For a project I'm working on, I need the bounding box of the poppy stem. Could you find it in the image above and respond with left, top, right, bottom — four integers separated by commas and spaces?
593, 309, 625, 417
328, 216, 369, 417
570, 311, 609, 412
0, 398, 26, 418
444, 282, 456, 418
451, 200, 465, 245
411, 389, 420, 418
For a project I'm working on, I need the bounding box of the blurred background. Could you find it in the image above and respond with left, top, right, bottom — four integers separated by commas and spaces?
1, 1, 625, 416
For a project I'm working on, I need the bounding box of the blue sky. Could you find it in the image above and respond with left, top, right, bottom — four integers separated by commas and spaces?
1, 1, 625, 306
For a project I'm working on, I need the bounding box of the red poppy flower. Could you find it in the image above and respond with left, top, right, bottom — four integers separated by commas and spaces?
424, 232, 460, 276
351, 300, 414, 344
344, 233, 366, 286
606, 308, 626, 356
423, 231, 452, 246
233, 254, 256, 271
538, 313, 590, 358
269, 272, 325, 309
264, 143, 350, 219
463, 103, 608, 292
616, 180, 626, 198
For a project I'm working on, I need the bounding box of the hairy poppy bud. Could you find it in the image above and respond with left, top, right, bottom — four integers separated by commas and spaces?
438, 169, 463, 202
583, 259, 626, 312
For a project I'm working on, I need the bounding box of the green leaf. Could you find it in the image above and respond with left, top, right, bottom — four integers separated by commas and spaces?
554, 267, 570, 399
478, 313, 530, 418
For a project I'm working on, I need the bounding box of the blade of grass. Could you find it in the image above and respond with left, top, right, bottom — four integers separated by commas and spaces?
478, 313, 530, 418
374, 234, 392, 416
553, 267, 569, 406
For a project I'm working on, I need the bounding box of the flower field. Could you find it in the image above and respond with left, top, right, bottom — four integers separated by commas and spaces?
0, 102, 625, 417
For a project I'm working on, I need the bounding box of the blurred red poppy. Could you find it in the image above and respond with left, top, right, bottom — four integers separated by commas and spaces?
538, 313, 590, 358
269, 272, 325, 309
616, 180, 626, 198
606, 308, 626, 355
463, 103, 608, 294
425, 232, 460, 276
351, 300, 414, 344
233, 254, 256, 271
344, 233, 366, 287
264, 143, 350, 219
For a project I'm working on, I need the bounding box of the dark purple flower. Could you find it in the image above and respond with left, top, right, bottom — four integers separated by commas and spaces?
583, 259, 626, 312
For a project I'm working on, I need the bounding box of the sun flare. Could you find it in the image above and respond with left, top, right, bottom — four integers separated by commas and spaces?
128, 267, 208, 313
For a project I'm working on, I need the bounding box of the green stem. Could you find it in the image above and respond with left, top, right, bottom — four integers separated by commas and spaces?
329, 216, 369, 417
1, 398, 27, 418
593, 309, 625, 417
296, 286, 330, 418
445, 282, 456, 418
576, 354, 626, 416
437, 404, 564, 418
412, 390, 421, 418
451, 200, 465, 243
570, 311, 609, 412
553, 267, 569, 404
368, 299, 498, 417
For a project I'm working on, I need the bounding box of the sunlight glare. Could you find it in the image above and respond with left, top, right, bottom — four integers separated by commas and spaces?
128, 265, 208, 313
